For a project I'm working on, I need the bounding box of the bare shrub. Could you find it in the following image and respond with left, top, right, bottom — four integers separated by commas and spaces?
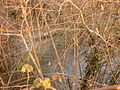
0, 0, 119, 90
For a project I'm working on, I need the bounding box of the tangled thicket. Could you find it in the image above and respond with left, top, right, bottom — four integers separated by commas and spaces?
0, 0, 120, 90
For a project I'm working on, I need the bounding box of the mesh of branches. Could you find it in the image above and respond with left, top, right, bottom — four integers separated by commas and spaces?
0, 0, 120, 90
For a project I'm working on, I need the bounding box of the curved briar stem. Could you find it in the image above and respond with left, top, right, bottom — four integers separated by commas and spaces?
93, 85, 120, 90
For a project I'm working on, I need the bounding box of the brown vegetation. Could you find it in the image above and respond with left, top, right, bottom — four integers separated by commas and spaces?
0, 0, 120, 90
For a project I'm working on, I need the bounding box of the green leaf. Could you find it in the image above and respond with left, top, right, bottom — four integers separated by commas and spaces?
33, 78, 43, 88
21, 64, 33, 72
22, 51, 30, 62
43, 78, 51, 89
33, 78, 51, 89
16, 62, 24, 70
